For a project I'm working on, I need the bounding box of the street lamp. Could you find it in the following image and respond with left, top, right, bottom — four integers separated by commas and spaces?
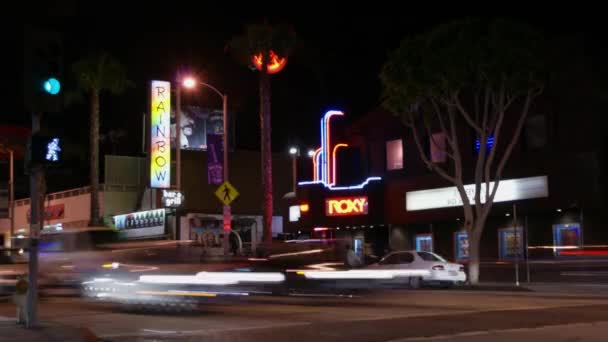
180, 76, 230, 254
307, 149, 315, 158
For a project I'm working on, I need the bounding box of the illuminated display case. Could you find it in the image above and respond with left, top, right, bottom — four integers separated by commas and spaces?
498, 227, 523, 258
553, 223, 581, 256
415, 234, 433, 252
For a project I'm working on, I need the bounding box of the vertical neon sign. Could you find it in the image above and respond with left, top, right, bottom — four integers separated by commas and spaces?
150, 80, 171, 188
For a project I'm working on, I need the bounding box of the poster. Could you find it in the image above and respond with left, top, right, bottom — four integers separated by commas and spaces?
455, 232, 469, 260
499, 227, 523, 258
415, 234, 433, 252
207, 133, 223, 185
553, 223, 581, 256
188, 215, 224, 248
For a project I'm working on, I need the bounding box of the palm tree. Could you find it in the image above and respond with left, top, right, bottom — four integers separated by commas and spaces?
71, 52, 130, 226
228, 22, 296, 243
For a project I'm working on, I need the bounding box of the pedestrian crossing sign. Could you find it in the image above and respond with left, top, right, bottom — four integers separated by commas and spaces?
215, 181, 239, 206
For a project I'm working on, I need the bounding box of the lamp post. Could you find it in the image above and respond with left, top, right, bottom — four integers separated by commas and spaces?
289, 148, 314, 195
182, 77, 230, 254
289, 147, 298, 194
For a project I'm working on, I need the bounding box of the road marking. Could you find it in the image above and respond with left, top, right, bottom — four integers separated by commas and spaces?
561, 271, 608, 277
98, 321, 311, 339
385, 321, 608, 341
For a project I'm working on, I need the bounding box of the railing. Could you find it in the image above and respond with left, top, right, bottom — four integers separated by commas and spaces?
14, 184, 142, 207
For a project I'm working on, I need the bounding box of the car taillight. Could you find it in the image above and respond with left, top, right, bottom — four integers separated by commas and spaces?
432, 265, 445, 271
459, 266, 465, 272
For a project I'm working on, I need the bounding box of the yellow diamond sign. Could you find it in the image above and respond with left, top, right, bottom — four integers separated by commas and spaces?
215, 181, 239, 206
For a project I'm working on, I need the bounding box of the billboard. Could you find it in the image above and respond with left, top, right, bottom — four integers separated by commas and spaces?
171, 106, 224, 151
150, 80, 171, 188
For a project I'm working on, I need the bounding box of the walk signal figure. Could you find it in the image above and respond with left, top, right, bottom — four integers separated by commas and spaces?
14, 275, 28, 325
45, 138, 61, 161
223, 185, 231, 202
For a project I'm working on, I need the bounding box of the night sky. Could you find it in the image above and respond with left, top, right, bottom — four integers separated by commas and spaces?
6, 5, 605, 192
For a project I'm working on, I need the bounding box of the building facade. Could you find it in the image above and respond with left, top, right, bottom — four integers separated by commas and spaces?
287, 104, 607, 262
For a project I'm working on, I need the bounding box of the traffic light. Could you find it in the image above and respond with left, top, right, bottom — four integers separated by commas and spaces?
27, 134, 63, 167
43, 77, 61, 95
23, 26, 63, 113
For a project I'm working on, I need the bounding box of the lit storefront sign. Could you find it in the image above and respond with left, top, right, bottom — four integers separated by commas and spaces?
162, 190, 184, 208
406, 176, 549, 211
113, 208, 166, 240
289, 205, 301, 222
325, 196, 368, 216
150, 80, 171, 188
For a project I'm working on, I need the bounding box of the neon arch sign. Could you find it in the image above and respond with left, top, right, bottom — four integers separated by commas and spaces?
299, 110, 381, 190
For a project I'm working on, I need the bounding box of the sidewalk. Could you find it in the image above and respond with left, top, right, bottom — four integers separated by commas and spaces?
0, 318, 97, 342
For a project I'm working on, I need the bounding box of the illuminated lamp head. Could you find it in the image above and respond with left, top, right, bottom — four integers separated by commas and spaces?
252, 50, 287, 74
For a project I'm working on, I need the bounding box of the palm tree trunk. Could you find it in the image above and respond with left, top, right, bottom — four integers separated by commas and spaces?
259, 70, 273, 244
89, 91, 101, 226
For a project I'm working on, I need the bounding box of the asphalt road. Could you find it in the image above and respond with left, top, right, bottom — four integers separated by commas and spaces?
2, 289, 608, 341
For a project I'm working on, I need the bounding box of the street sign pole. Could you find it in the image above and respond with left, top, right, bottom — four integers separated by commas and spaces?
27, 112, 44, 328
215, 180, 239, 255
222, 95, 230, 255
513, 204, 519, 287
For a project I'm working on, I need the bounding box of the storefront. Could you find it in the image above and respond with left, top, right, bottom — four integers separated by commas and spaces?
112, 208, 167, 240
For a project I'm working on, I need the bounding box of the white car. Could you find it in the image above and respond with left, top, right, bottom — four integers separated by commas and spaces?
367, 250, 466, 288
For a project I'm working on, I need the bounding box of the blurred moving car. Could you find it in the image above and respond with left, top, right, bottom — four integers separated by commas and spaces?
367, 250, 466, 288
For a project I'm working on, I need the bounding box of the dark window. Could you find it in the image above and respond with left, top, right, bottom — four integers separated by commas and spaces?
379, 253, 401, 265
398, 252, 415, 263
524, 115, 547, 149
417, 251, 445, 262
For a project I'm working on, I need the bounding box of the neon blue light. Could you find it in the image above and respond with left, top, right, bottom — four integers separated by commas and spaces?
298, 177, 382, 190
475, 134, 494, 153
320, 116, 326, 183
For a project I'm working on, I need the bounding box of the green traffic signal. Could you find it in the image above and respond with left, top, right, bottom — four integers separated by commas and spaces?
43, 78, 61, 95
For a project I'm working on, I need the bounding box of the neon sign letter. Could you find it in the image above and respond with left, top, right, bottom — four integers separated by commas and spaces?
326, 197, 369, 216
150, 80, 171, 188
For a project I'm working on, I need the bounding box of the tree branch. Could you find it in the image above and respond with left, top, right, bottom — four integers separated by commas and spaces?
487, 89, 537, 207
453, 92, 483, 133
410, 119, 458, 184
430, 97, 457, 150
